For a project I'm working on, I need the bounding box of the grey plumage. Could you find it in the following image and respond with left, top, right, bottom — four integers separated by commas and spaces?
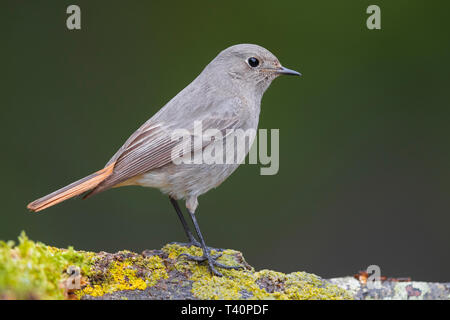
87, 44, 297, 212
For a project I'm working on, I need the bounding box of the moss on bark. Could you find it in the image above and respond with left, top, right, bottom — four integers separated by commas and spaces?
0, 233, 352, 300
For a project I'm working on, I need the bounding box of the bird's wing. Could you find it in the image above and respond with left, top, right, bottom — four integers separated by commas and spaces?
86, 100, 242, 195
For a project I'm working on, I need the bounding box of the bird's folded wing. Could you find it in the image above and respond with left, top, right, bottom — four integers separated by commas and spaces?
92, 108, 241, 191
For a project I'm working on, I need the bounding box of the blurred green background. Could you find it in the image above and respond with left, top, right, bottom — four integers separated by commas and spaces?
2, 1, 449, 281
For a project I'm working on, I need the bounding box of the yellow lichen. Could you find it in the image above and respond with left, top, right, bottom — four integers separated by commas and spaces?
78, 254, 168, 298
145, 255, 169, 286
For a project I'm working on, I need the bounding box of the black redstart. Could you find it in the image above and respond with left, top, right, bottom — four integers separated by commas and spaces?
27, 44, 301, 276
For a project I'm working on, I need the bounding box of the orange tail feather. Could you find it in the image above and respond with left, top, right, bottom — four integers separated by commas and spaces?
27, 162, 115, 212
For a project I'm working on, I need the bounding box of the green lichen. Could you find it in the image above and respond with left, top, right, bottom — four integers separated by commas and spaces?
0, 232, 93, 299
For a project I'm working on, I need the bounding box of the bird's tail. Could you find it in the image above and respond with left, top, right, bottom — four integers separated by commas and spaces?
27, 162, 115, 213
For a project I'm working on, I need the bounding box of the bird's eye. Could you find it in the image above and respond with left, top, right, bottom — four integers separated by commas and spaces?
247, 57, 259, 68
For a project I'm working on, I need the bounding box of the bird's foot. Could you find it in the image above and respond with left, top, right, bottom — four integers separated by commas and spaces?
170, 240, 225, 253
178, 248, 243, 277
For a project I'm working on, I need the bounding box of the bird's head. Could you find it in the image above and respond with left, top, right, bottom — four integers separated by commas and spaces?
206, 44, 301, 98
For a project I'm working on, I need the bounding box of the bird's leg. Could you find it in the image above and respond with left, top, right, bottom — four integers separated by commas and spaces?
169, 197, 224, 252
178, 209, 243, 277
169, 197, 201, 247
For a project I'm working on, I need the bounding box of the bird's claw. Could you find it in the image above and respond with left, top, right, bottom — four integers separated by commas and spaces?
178, 252, 222, 261
170, 241, 225, 253
178, 250, 243, 276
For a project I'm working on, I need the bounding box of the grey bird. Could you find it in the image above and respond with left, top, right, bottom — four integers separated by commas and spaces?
27, 44, 301, 276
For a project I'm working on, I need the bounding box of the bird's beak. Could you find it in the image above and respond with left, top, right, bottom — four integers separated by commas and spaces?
276, 66, 302, 76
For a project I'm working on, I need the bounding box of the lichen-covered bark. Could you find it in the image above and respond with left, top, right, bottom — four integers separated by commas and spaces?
78, 244, 351, 300
328, 277, 450, 300
0, 233, 350, 300
0, 232, 94, 299
1, 233, 448, 300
